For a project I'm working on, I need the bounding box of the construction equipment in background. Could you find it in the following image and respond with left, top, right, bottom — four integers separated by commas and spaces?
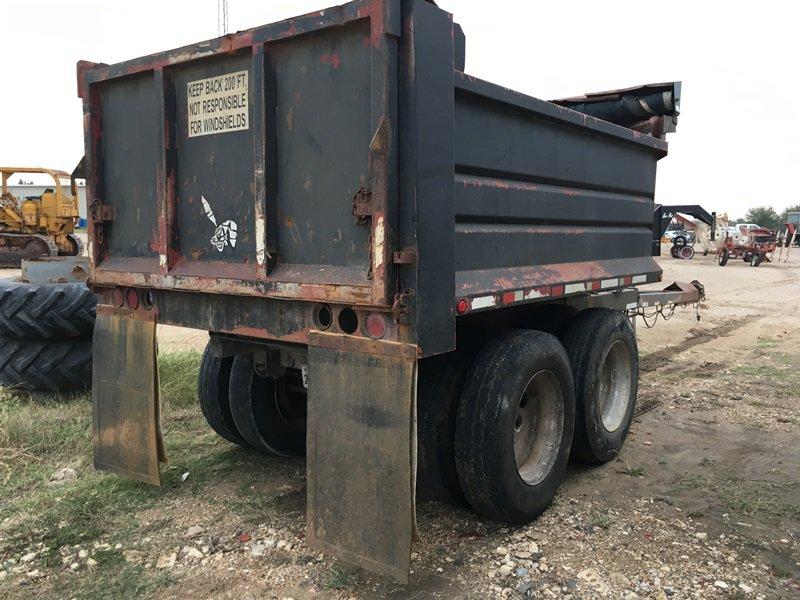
717, 224, 778, 267
0, 166, 83, 266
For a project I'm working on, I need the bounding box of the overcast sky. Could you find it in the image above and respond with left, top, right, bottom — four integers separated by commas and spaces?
2, 0, 796, 218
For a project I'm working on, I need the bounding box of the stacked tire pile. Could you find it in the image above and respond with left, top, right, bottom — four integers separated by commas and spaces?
0, 280, 95, 392
669, 235, 695, 260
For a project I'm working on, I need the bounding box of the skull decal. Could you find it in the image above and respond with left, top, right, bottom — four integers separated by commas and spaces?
201, 195, 238, 252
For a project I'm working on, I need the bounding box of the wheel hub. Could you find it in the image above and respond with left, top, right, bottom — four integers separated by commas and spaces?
597, 340, 632, 432
513, 370, 564, 486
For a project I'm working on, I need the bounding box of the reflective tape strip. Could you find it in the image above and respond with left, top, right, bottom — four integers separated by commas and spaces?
461, 273, 650, 313
471, 295, 496, 310
565, 283, 586, 294
525, 287, 548, 300
601, 278, 619, 289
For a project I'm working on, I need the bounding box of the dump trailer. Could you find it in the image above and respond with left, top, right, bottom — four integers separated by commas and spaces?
78, 0, 703, 582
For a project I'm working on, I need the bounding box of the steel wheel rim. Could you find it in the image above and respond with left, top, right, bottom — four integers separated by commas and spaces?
597, 340, 632, 432
513, 370, 564, 486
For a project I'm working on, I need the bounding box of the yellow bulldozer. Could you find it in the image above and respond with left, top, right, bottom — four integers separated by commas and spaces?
0, 166, 83, 265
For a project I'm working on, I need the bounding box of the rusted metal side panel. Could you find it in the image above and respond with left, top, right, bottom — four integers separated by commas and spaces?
306, 332, 417, 583
92, 311, 165, 485
452, 72, 667, 314
78, 0, 398, 307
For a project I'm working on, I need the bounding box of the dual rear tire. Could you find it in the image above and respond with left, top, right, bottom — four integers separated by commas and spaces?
422, 309, 638, 523
455, 330, 575, 523
199, 307, 638, 525
197, 344, 306, 457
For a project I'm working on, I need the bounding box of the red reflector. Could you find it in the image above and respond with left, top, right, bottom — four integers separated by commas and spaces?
112, 288, 125, 308
456, 299, 470, 314
365, 313, 387, 339
125, 287, 139, 310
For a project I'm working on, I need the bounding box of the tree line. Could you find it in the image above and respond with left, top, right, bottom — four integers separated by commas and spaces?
731, 205, 800, 230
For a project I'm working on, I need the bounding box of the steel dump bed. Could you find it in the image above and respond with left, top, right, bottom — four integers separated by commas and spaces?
79, 0, 689, 583
78, 0, 665, 357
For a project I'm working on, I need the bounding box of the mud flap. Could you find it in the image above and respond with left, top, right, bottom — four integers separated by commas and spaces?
92, 310, 166, 485
307, 332, 417, 583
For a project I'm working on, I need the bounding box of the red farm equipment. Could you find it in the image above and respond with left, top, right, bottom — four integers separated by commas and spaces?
717, 224, 778, 267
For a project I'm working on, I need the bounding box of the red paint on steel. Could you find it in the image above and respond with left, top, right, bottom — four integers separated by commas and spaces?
365, 313, 388, 339
321, 53, 341, 69
125, 287, 140, 310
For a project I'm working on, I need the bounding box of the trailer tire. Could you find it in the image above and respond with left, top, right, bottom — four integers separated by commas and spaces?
197, 343, 245, 446
679, 245, 695, 260
750, 252, 763, 267
670, 245, 680, 259
228, 353, 306, 457
455, 330, 575, 524
0, 279, 96, 339
0, 337, 91, 392
717, 248, 729, 266
562, 309, 638, 463
417, 334, 484, 507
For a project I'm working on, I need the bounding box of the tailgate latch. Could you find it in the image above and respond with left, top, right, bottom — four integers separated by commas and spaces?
352, 187, 372, 224
90, 198, 115, 222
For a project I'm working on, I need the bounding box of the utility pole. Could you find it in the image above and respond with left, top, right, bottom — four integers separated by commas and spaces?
218, 0, 229, 36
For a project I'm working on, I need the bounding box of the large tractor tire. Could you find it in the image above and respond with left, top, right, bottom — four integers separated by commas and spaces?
228, 353, 307, 457
0, 280, 96, 339
562, 309, 638, 463
197, 343, 246, 446
0, 337, 92, 392
455, 330, 575, 524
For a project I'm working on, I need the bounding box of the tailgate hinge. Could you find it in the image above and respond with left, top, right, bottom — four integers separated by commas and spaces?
352, 188, 372, 224
392, 291, 413, 325
393, 248, 417, 265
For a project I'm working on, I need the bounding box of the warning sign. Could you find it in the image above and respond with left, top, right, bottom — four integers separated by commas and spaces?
187, 70, 249, 138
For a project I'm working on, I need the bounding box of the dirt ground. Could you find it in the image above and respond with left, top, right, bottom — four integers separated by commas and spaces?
1, 252, 798, 599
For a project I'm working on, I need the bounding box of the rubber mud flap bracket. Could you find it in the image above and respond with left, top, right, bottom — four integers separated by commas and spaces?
92, 310, 166, 486
306, 332, 417, 583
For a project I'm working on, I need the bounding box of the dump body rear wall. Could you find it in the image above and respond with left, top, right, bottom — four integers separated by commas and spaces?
79, 0, 667, 357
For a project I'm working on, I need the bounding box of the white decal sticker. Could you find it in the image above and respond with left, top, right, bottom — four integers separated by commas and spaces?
201, 195, 238, 252
187, 70, 249, 137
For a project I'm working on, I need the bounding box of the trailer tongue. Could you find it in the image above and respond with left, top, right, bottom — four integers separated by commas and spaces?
79, 0, 702, 582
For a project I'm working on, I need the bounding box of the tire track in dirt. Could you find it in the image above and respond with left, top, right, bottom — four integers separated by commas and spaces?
639, 314, 763, 373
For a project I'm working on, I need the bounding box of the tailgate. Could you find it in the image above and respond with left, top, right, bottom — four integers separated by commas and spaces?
79, 1, 398, 307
